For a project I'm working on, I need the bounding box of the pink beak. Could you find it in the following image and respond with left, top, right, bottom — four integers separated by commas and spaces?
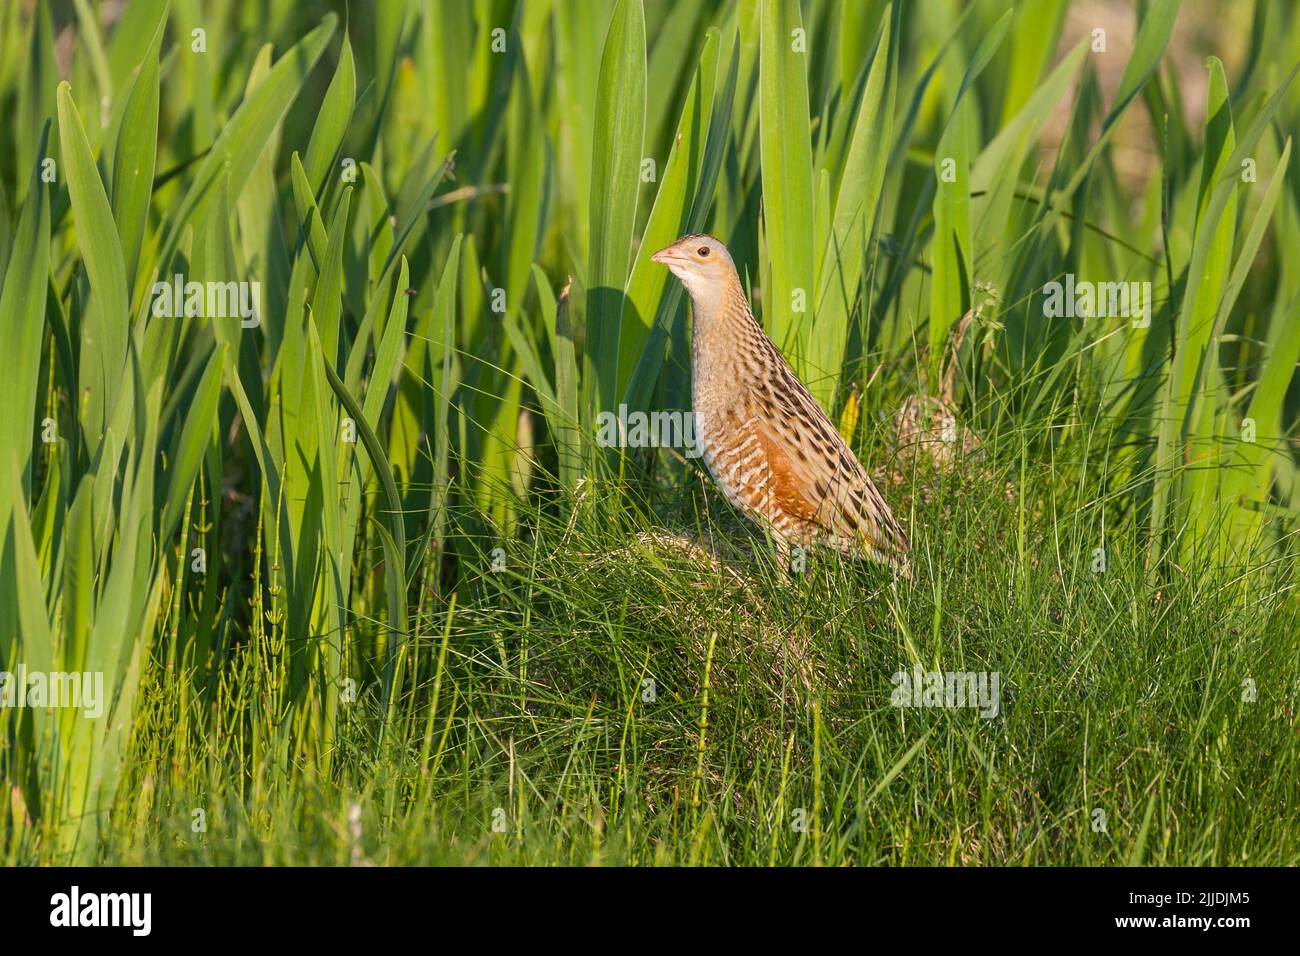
651, 244, 686, 266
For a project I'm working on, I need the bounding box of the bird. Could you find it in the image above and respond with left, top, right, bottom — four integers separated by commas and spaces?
651, 233, 910, 576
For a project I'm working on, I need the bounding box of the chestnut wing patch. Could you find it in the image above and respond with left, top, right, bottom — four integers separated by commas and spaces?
749, 389, 907, 558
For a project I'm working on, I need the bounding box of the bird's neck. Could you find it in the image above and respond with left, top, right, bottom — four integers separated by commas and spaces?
688, 274, 763, 373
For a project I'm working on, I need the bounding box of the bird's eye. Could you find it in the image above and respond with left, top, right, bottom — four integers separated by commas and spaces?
697, 246, 710, 257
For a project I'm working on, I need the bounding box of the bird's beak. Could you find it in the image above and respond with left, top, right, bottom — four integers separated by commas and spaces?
651, 244, 685, 267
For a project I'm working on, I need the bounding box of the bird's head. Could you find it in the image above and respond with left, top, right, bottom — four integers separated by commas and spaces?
651, 234, 736, 298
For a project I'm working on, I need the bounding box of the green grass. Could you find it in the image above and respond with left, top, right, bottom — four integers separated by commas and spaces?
21, 426, 1300, 866
1, 0, 1298, 865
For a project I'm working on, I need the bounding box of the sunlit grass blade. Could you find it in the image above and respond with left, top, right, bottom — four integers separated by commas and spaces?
584, 0, 646, 428
58, 81, 130, 451
808, 3, 898, 409
758, 0, 815, 369
619, 28, 722, 399
928, 11, 1011, 385
109, 3, 165, 289
303, 26, 355, 198
0, 122, 51, 496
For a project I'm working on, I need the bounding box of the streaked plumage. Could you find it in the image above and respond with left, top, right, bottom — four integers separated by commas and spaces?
652, 234, 909, 574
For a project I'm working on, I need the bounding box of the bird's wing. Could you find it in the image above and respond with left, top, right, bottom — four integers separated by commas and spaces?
739, 365, 909, 565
